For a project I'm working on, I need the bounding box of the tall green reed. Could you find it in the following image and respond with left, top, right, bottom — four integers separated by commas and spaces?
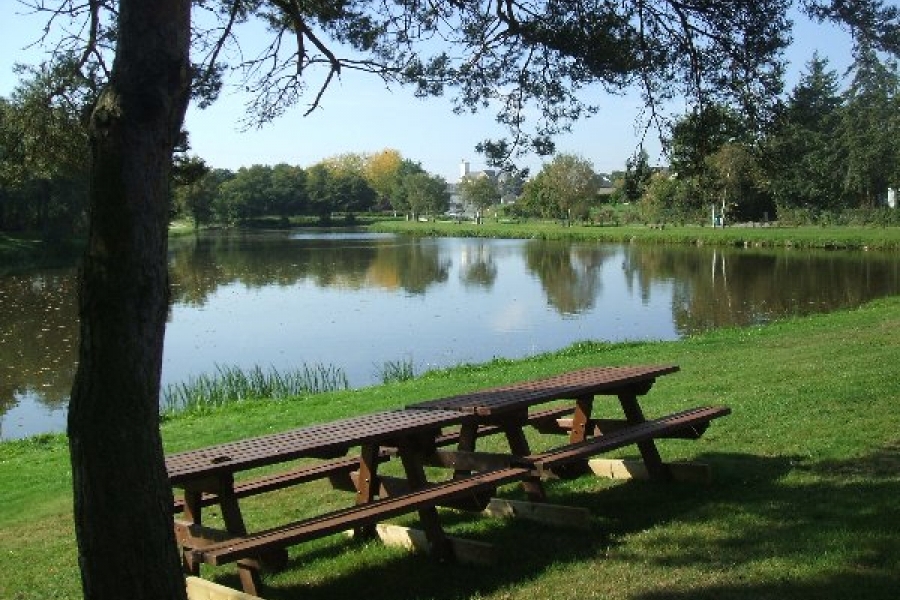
161, 363, 349, 416
377, 358, 416, 384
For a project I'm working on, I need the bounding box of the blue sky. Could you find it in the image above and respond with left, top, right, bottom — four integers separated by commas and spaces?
1, 5, 853, 182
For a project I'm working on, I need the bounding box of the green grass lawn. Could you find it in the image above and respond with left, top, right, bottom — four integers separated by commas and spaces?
1, 297, 898, 599
370, 220, 900, 250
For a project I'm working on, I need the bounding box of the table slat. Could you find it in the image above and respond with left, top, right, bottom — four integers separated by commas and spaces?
406, 364, 679, 415
166, 409, 468, 484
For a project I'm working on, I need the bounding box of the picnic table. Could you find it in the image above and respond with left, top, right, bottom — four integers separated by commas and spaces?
408, 364, 728, 492
167, 408, 529, 595
166, 364, 730, 595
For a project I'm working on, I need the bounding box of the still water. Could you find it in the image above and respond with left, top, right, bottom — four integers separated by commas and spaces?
2, 229, 898, 440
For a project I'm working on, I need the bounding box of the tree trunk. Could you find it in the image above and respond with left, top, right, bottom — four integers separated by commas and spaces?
67, 2, 191, 600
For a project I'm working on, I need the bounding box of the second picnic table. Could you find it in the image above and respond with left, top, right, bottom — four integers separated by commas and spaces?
409, 364, 729, 492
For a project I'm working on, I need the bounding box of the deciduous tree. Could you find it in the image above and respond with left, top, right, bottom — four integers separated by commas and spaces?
387, 158, 427, 216
458, 174, 499, 222
620, 149, 653, 205
705, 142, 771, 222
270, 162, 307, 218
364, 148, 404, 207
523, 153, 599, 221
171, 155, 212, 227
403, 171, 450, 219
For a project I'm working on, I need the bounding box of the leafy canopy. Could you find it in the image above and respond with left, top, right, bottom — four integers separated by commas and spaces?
21, 1, 900, 167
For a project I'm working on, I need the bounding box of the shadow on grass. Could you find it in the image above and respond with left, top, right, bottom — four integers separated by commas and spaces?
213, 446, 899, 600
629, 442, 900, 600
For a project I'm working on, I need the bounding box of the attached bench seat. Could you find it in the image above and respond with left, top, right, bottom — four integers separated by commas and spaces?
530, 405, 731, 472
179, 466, 530, 566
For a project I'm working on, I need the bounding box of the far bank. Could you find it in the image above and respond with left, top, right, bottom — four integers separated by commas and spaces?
369, 219, 900, 251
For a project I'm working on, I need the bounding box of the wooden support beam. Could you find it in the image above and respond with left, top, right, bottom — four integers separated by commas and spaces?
345, 472, 494, 512
186, 576, 265, 600
541, 418, 709, 439
349, 524, 496, 566
587, 459, 712, 483
482, 498, 590, 529
425, 449, 527, 471
174, 519, 234, 548
174, 520, 266, 575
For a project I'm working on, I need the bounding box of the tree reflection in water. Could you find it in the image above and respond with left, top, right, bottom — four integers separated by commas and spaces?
2, 230, 898, 439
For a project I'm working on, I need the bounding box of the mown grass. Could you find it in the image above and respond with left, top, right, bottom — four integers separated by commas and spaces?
1, 297, 898, 599
370, 220, 900, 250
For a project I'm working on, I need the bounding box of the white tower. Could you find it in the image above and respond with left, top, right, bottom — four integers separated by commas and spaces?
459, 160, 470, 180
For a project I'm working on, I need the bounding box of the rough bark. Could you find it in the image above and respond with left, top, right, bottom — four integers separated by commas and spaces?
67, 2, 192, 599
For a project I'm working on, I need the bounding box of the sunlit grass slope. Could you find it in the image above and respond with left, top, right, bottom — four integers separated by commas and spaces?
1, 297, 898, 600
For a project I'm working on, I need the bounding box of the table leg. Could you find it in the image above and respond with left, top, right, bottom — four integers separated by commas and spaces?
397, 441, 454, 561
179, 476, 265, 593
618, 390, 670, 481
355, 443, 381, 539
503, 424, 547, 501
453, 420, 479, 479
216, 476, 266, 593
569, 394, 594, 443
180, 488, 204, 576
552, 394, 595, 479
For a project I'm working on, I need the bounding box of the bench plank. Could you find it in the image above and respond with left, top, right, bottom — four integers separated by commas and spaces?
531, 406, 730, 472
186, 467, 530, 566
548, 416, 715, 439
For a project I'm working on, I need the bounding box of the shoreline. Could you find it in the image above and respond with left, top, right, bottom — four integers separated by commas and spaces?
3, 221, 900, 266
368, 220, 900, 251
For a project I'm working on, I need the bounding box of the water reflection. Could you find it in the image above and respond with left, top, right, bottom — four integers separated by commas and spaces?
369, 238, 450, 294
2, 230, 899, 440
167, 231, 451, 301
459, 241, 497, 289
621, 245, 900, 334
525, 240, 616, 314
0, 270, 78, 411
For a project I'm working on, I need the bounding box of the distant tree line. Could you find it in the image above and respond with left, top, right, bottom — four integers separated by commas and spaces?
3, 51, 899, 236
460, 51, 900, 227
0, 64, 451, 235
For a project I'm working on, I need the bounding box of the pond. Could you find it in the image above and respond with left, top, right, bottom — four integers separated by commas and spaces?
2, 229, 898, 440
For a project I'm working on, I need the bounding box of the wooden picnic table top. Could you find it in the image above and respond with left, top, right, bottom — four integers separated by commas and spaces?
166, 408, 470, 485
406, 364, 680, 416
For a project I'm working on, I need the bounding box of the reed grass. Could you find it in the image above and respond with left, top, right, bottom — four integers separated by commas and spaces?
160, 363, 349, 416
377, 357, 417, 384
